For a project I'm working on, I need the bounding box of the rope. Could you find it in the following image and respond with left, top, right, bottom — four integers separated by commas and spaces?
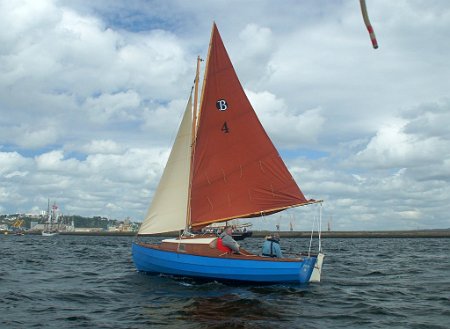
318, 202, 323, 253
308, 211, 316, 257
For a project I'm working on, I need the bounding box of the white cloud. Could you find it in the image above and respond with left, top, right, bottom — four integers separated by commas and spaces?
83, 90, 141, 124
0, 146, 170, 219
79, 139, 124, 155
353, 119, 413, 168
0, 151, 29, 175
397, 210, 421, 220
11, 124, 60, 149
247, 90, 325, 148
141, 98, 189, 140
352, 101, 450, 179
0, 0, 192, 148
35, 150, 78, 172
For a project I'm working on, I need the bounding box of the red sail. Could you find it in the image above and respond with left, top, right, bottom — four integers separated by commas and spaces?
190, 24, 309, 228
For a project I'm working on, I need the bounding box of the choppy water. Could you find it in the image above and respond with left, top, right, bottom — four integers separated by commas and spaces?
1, 235, 449, 328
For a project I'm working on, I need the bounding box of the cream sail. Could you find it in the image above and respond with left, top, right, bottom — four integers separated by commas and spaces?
138, 95, 193, 235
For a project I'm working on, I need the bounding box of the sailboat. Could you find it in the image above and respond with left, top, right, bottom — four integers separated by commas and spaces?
42, 200, 60, 236
132, 23, 324, 284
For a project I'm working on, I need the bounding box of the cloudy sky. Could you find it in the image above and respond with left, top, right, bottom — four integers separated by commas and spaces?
1, 0, 449, 231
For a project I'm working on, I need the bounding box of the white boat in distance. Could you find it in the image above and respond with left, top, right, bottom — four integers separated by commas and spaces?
42, 200, 61, 236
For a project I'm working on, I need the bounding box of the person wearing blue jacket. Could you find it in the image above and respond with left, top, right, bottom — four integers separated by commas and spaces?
262, 234, 283, 258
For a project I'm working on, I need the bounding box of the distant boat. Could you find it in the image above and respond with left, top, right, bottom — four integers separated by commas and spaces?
231, 230, 253, 241
132, 23, 324, 284
42, 231, 58, 237
195, 222, 253, 240
42, 200, 61, 236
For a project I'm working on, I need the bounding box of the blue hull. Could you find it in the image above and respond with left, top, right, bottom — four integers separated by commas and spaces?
132, 243, 316, 284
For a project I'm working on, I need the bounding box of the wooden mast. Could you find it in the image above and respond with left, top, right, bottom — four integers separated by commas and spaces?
185, 55, 202, 232
192, 55, 201, 141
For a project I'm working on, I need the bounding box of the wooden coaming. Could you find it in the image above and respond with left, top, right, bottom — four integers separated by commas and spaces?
136, 239, 302, 262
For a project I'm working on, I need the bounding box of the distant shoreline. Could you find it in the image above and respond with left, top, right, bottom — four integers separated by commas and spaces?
10, 229, 450, 238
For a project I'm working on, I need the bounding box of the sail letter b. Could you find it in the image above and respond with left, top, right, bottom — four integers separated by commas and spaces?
216, 99, 228, 111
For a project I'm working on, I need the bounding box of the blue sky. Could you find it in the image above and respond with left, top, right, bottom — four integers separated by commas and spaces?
1, 0, 450, 231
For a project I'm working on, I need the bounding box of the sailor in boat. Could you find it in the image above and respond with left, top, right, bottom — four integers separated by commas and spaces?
262, 233, 283, 258
219, 226, 240, 254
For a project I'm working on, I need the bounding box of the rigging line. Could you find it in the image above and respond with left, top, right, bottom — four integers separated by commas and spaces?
308, 210, 317, 257
318, 202, 323, 253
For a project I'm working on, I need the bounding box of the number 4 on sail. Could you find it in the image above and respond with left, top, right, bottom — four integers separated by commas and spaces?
132, 23, 324, 284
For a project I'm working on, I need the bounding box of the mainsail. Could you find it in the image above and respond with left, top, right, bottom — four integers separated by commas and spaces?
138, 95, 193, 235
190, 24, 310, 228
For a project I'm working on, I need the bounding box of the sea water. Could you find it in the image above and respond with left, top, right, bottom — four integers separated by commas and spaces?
1, 235, 449, 328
